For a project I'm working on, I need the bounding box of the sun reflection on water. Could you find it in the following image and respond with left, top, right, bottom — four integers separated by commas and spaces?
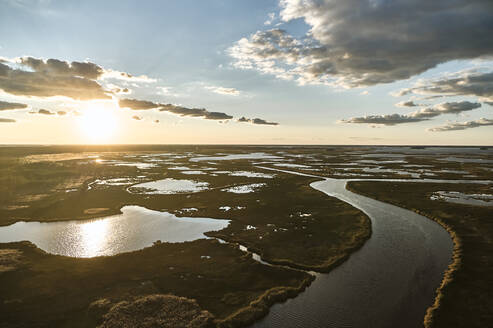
79, 219, 110, 257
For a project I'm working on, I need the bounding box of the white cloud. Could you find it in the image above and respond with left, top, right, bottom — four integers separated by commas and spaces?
204, 85, 240, 96
157, 86, 181, 97
264, 12, 276, 25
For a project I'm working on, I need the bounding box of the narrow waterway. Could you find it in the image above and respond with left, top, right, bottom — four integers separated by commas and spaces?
251, 171, 454, 328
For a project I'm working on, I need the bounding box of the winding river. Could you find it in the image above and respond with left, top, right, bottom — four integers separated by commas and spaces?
251, 169, 454, 328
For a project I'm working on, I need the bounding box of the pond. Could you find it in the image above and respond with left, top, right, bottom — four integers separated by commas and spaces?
0, 206, 229, 258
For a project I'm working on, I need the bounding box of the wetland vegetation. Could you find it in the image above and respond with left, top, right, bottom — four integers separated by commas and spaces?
0, 145, 371, 327
0, 145, 492, 327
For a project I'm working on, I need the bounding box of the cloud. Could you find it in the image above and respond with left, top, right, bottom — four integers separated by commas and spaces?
132, 115, 142, 121
106, 83, 131, 95
429, 118, 493, 131
395, 70, 493, 101
37, 109, 55, 115
160, 105, 233, 120
20, 57, 103, 79
57, 110, 66, 116
101, 69, 157, 83
204, 85, 240, 96
0, 56, 158, 101
264, 12, 276, 25
230, 0, 493, 87
409, 101, 481, 118
237, 116, 279, 125
118, 98, 233, 121
432, 101, 481, 113
396, 100, 419, 107
340, 114, 427, 126
154, 119, 160, 123
0, 117, 16, 123
119, 98, 159, 110
341, 101, 482, 126
0, 100, 27, 110
0, 58, 110, 100
157, 86, 180, 97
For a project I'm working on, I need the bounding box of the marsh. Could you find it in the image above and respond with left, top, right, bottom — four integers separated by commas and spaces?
0, 145, 492, 328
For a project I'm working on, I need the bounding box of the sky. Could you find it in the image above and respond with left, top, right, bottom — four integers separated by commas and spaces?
0, 0, 492, 145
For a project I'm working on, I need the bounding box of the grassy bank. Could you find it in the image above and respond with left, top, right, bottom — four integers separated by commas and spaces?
0, 240, 313, 328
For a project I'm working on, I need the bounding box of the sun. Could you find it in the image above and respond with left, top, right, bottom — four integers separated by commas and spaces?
77, 105, 118, 143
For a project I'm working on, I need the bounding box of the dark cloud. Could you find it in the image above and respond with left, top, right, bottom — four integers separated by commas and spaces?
429, 118, 493, 131
119, 98, 159, 110
396, 70, 493, 101
132, 115, 143, 121
396, 100, 420, 107
433, 101, 481, 113
0, 100, 27, 110
0, 59, 110, 100
57, 111, 67, 116
423, 95, 445, 100
160, 104, 234, 120
0, 118, 16, 123
119, 98, 234, 121
340, 114, 427, 126
205, 112, 233, 120
115, 87, 130, 94
409, 101, 481, 118
342, 101, 482, 126
230, 0, 493, 87
237, 116, 279, 125
154, 119, 160, 123
37, 109, 55, 115
20, 57, 103, 79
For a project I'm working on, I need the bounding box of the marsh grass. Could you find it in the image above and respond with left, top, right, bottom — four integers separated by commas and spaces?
0, 145, 371, 327
0, 240, 312, 328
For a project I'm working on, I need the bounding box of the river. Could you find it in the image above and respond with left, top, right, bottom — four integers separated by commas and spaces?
251, 172, 453, 328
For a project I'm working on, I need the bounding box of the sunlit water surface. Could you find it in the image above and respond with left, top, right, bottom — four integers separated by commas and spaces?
0, 206, 229, 257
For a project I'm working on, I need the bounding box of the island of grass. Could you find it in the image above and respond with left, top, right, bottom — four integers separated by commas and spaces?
0, 239, 314, 328
347, 180, 493, 328
0, 145, 372, 327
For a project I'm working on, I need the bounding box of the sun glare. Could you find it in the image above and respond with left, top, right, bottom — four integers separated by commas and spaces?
79, 219, 110, 257
77, 105, 118, 143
